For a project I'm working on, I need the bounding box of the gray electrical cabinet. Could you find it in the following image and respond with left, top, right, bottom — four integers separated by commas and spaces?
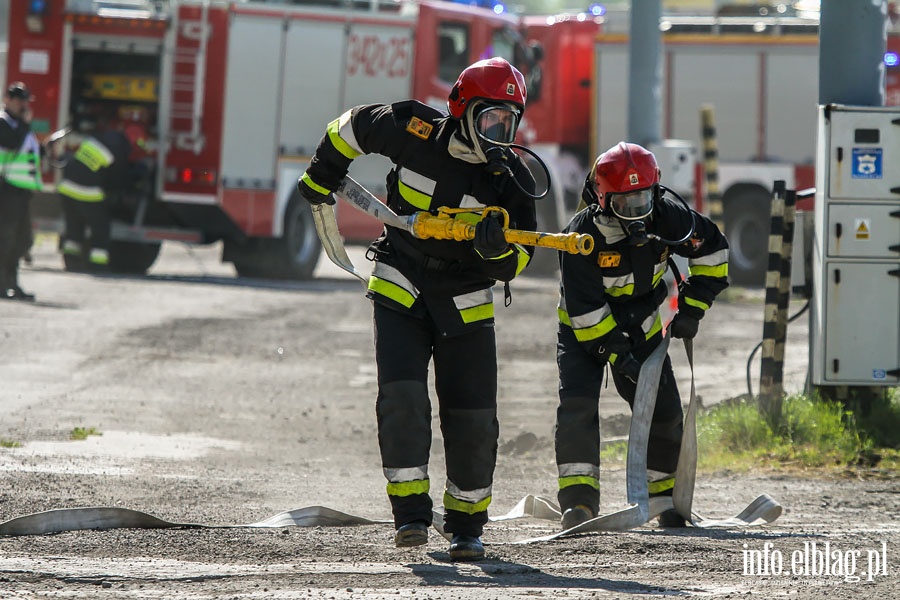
811, 105, 900, 386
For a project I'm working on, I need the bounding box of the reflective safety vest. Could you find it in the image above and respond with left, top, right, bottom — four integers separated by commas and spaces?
0, 119, 42, 191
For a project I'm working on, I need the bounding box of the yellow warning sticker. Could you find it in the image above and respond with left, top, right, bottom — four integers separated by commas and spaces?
406, 117, 433, 140
855, 219, 870, 240
598, 251, 621, 268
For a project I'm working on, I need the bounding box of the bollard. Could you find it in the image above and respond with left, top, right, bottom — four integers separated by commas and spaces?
700, 104, 724, 228
759, 181, 786, 423
772, 189, 796, 403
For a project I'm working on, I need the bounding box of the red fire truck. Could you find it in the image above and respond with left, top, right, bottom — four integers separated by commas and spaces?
9, 0, 598, 279
8, 1, 900, 283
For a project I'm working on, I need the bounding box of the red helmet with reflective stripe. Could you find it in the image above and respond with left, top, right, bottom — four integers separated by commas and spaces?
447, 57, 526, 119
584, 142, 660, 218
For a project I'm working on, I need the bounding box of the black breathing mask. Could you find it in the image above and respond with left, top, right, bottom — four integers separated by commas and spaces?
622, 219, 651, 246
484, 145, 508, 176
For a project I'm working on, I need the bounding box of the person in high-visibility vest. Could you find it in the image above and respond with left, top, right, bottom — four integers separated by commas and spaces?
0, 82, 41, 301
58, 118, 132, 272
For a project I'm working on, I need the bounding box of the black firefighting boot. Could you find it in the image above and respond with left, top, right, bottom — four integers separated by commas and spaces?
560, 504, 596, 530
2, 267, 33, 301
650, 486, 687, 528
394, 520, 429, 548
449, 534, 484, 561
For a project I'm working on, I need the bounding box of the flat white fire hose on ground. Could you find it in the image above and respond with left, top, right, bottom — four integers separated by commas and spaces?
0, 335, 780, 540
487, 336, 782, 545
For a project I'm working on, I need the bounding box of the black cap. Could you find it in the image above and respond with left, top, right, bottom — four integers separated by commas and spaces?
6, 82, 32, 100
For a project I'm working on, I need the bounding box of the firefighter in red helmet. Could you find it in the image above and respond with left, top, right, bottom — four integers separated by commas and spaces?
554, 142, 729, 530
298, 57, 538, 561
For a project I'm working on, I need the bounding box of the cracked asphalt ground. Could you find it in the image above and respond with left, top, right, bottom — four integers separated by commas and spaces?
0, 238, 896, 599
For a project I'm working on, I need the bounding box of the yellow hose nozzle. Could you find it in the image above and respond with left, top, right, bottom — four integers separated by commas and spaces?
409, 207, 593, 255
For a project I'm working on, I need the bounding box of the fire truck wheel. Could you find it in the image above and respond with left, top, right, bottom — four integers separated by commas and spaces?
724, 191, 769, 287
229, 194, 321, 280
108, 241, 162, 275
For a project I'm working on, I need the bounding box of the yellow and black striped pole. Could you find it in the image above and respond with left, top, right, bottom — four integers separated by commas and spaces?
759, 181, 788, 423
700, 104, 723, 228
772, 188, 796, 401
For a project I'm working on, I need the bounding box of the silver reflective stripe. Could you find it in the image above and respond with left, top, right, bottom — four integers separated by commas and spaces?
452, 287, 493, 311
337, 110, 364, 155
397, 168, 436, 196
446, 480, 492, 504
459, 194, 485, 208
558, 462, 601, 478
640, 311, 658, 334
383, 465, 428, 482
603, 272, 634, 289
557, 292, 567, 313
371, 262, 419, 297
690, 248, 729, 267
569, 305, 612, 331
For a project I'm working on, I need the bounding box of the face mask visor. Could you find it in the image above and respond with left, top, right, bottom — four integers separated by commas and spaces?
473, 104, 520, 146
607, 188, 654, 220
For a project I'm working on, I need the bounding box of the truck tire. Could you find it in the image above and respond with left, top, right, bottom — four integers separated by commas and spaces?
724, 190, 770, 287
231, 194, 321, 280
109, 241, 162, 275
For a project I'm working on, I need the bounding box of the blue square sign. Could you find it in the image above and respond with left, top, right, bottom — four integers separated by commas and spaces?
851, 147, 883, 179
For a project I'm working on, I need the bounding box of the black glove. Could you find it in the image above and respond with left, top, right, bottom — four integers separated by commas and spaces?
669, 313, 700, 339
298, 176, 335, 206
473, 213, 509, 259
614, 353, 642, 385
597, 327, 632, 359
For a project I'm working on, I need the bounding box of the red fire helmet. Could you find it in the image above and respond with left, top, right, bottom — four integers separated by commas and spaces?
447, 57, 526, 119
586, 142, 660, 219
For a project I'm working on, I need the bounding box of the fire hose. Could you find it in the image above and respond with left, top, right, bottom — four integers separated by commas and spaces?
311, 175, 594, 283
0, 337, 781, 539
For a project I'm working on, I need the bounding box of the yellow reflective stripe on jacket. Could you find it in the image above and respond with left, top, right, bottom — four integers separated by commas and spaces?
368, 262, 418, 308
690, 263, 729, 279
73, 138, 114, 172
514, 244, 531, 276
443, 481, 492, 515
604, 272, 634, 297
477, 246, 514, 261
603, 262, 666, 298
58, 179, 104, 202
569, 306, 617, 342
327, 111, 363, 159
689, 248, 729, 279
641, 311, 663, 340
684, 296, 710, 311
299, 171, 332, 196
453, 288, 494, 324
397, 179, 431, 210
